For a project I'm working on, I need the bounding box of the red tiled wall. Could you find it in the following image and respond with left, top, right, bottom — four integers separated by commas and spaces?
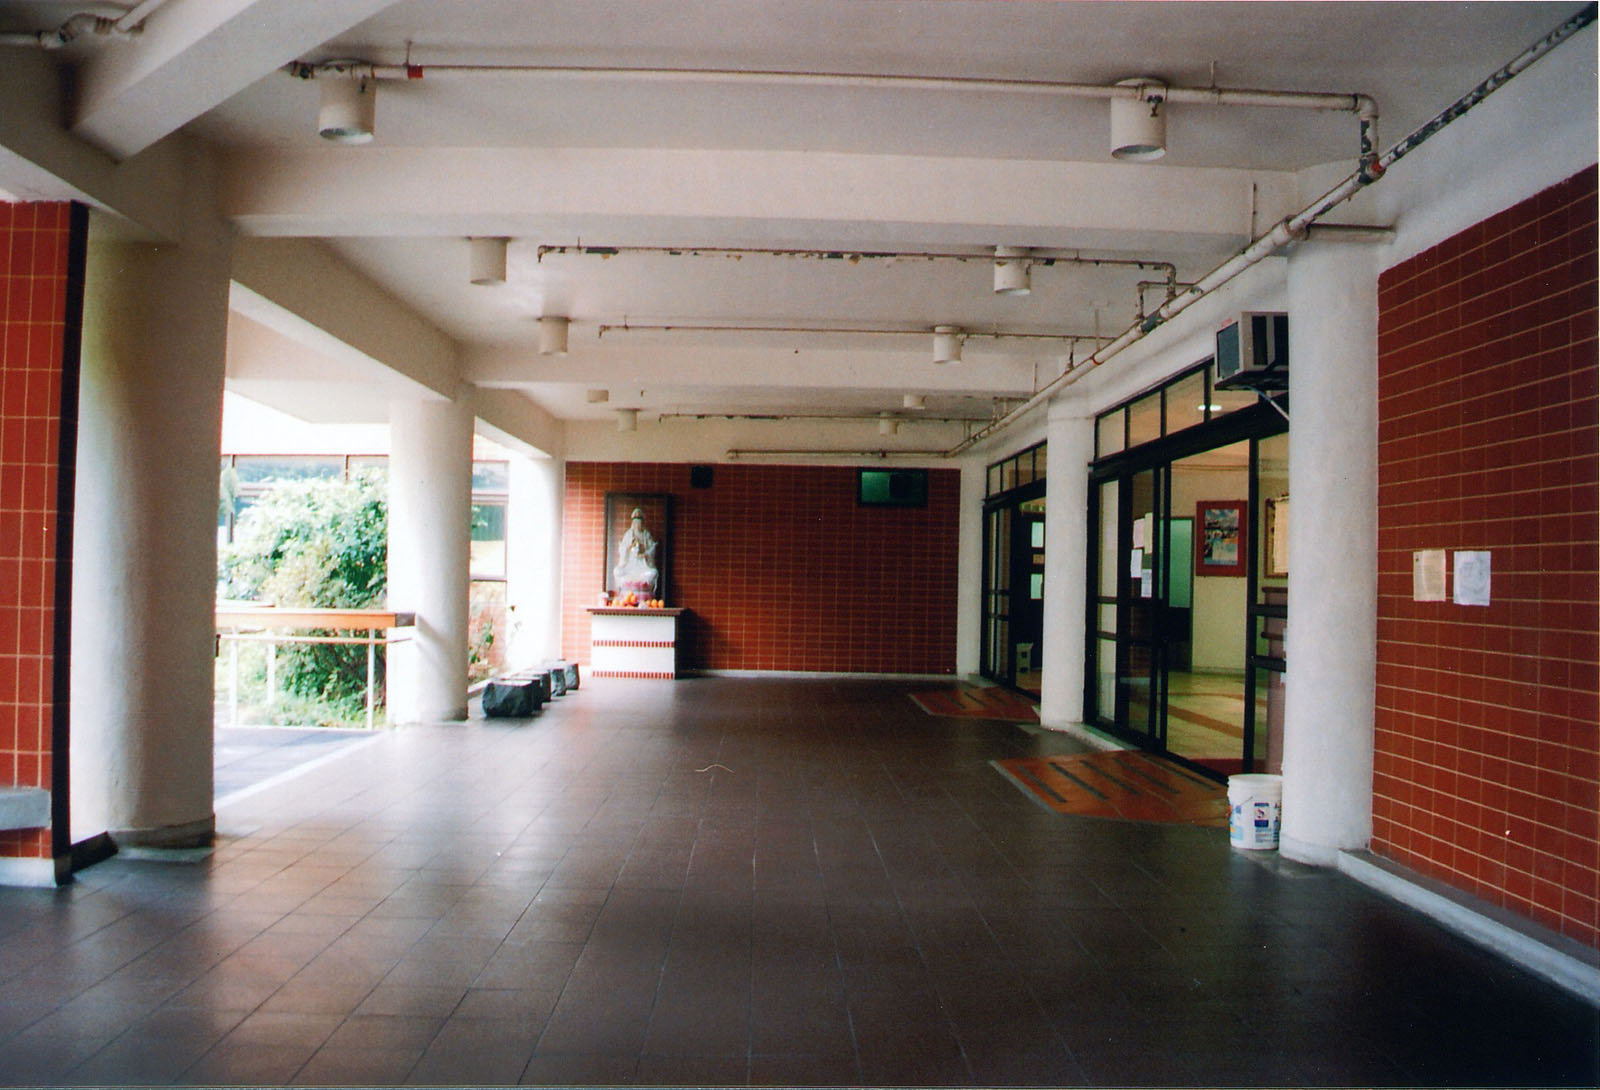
1374, 167, 1598, 948
0, 203, 79, 862
562, 462, 959, 674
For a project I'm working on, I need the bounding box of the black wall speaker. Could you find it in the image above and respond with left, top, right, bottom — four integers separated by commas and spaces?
690, 465, 714, 489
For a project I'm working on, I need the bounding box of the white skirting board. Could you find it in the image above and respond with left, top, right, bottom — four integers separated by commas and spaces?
0, 856, 59, 888
1339, 850, 1600, 1004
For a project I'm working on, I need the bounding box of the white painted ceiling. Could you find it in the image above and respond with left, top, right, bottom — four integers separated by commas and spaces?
0, 0, 1583, 428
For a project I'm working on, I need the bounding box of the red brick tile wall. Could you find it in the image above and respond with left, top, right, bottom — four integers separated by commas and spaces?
562, 462, 959, 674
0, 202, 82, 862
1374, 167, 1598, 948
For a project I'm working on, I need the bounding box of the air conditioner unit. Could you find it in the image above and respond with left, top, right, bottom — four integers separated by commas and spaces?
1215, 312, 1289, 391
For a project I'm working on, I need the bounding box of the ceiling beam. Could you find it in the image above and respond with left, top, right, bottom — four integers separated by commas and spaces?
219, 146, 1296, 253
70, 0, 400, 159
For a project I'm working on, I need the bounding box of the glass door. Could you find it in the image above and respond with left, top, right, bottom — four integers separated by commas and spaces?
1095, 467, 1164, 746
981, 505, 1011, 684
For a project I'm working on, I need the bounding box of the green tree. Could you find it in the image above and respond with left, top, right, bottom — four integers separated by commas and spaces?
220, 471, 387, 717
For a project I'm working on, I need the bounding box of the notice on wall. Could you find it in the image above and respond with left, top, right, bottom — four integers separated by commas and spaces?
1412, 549, 1446, 602
1454, 550, 1492, 606
1129, 547, 1144, 577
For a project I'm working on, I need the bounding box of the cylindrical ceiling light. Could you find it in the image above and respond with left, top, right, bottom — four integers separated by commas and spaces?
902, 393, 926, 410
932, 325, 963, 365
586, 388, 609, 403
469, 237, 509, 285
317, 72, 375, 144
616, 408, 639, 432
1110, 77, 1167, 161
538, 315, 569, 355
993, 246, 1032, 296
878, 414, 898, 436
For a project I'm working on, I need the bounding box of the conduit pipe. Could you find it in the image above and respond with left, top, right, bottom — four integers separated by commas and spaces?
289, 60, 1380, 166
0, 0, 163, 48
596, 321, 1101, 344
538, 243, 1176, 286
945, 2, 1596, 457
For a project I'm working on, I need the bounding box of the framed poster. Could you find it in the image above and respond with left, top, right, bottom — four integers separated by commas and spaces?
604, 492, 671, 600
1195, 500, 1247, 578
1264, 494, 1289, 578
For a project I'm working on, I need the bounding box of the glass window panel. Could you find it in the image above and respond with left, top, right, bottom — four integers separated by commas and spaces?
1014, 454, 1035, 487
1000, 460, 1017, 492
472, 460, 510, 493
1212, 386, 1259, 416
1096, 410, 1124, 458
1095, 637, 1118, 722
470, 502, 507, 578
232, 455, 342, 486
1097, 603, 1118, 634
1166, 369, 1210, 434
1127, 390, 1163, 447
1033, 445, 1046, 481
987, 464, 1001, 495
1097, 480, 1119, 597
1254, 665, 1284, 774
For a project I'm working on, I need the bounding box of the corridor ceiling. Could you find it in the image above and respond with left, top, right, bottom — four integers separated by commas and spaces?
0, 1, 1584, 432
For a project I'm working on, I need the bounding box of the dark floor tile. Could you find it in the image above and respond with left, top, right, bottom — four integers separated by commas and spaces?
519, 1052, 639, 1086
290, 1046, 423, 1086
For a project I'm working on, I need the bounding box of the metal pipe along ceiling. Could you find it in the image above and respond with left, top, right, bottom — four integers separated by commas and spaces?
292, 59, 1383, 166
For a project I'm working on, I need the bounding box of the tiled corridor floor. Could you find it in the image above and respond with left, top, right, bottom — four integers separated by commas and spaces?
2, 677, 1596, 1087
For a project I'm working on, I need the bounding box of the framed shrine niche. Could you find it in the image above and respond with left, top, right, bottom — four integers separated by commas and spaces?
604, 492, 672, 601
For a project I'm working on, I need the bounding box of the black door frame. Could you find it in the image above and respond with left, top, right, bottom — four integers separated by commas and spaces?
1085, 401, 1288, 777
980, 477, 1046, 692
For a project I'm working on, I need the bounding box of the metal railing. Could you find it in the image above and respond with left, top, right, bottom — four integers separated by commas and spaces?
215, 606, 416, 730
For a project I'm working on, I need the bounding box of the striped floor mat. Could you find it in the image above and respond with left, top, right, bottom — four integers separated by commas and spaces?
993, 750, 1228, 826
909, 686, 1041, 722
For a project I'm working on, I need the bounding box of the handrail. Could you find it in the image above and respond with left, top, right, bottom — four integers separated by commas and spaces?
215, 606, 415, 630
215, 606, 416, 730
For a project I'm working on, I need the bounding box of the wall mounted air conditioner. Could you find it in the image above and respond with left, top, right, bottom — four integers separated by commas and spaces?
1215, 312, 1289, 391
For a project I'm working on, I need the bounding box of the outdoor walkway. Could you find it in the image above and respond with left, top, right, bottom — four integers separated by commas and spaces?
1, 677, 1595, 1087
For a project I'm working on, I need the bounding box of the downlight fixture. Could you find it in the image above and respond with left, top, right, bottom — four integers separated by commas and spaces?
1110, 77, 1167, 161
317, 67, 376, 143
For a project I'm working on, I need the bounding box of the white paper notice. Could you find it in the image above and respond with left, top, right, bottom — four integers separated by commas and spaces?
1129, 547, 1144, 577
1454, 551, 1491, 606
1140, 570, 1154, 598
1412, 549, 1446, 602
1132, 514, 1149, 550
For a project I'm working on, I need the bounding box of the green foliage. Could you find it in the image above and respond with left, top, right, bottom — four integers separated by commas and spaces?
220, 471, 387, 716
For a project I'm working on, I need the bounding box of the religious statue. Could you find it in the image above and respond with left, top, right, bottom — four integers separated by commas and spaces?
612, 507, 659, 599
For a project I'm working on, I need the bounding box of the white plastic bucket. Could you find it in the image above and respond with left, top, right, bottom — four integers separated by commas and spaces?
1228, 774, 1283, 850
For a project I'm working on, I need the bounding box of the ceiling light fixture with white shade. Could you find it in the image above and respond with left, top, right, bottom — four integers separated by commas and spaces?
932, 326, 963, 365
316, 63, 377, 143
993, 246, 1032, 295
902, 393, 927, 411
468, 237, 508, 284
538, 316, 570, 356
1110, 77, 1167, 161
616, 408, 639, 432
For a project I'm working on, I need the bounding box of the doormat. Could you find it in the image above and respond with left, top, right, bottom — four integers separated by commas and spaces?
910, 686, 1040, 722
992, 750, 1227, 826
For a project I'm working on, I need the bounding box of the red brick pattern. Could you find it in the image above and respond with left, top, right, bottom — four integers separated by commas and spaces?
1374, 167, 1598, 948
563, 463, 958, 674
0, 203, 74, 861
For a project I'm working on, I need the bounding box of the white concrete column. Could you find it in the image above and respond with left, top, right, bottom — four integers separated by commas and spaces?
388, 398, 472, 723
1040, 399, 1095, 729
71, 213, 232, 847
1279, 241, 1380, 865
506, 451, 563, 669
954, 457, 985, 677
